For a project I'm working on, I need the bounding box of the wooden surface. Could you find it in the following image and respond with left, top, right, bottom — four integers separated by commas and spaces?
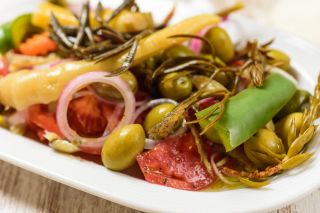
0, 160, 318, 213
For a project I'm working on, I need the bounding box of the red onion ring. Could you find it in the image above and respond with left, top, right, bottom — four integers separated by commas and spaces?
106, 103, 124, 132
189, 25, 215, 54
88, 87, 119, 105
135, 91, 151, 107
189, 16, 231, 54
72, 90, 95, 99
56, 71, 136, 151
210, 154, 238, 185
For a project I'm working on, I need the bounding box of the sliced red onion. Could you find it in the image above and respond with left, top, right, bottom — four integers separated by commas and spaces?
72, 90, 95, 99
144, 138, 159, 150
87, 87, 150, 107
189, 25, 215, 54
56, 71, 136, 151
106, 103, 124, 132
135, 99, 149, 107
135, 91, 151, 107
90, 89, 119, 105
210, 154, 238, 185
144, 119, 188, 150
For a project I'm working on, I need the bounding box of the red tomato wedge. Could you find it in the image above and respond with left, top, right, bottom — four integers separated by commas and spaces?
0, 58, 9, 76
136, 133, 215, 191
19, 32, 57, 56
28, 94, 122, 151
27, 104, 63, 140
67, 95, 108, 137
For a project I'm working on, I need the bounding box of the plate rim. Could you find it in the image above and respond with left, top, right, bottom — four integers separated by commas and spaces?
1, 3, 320, 213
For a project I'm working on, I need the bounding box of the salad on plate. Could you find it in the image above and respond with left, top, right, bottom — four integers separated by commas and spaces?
0, 0, 319, 191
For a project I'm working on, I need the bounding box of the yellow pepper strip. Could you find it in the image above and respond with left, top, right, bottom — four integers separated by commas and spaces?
0, 14, 220, 110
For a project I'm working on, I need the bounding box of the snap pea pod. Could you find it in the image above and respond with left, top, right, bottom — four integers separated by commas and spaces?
196, 73, 297, 151
0, 14, 221, 110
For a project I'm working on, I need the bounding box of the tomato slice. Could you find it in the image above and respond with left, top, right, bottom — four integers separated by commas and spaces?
67, 95, 108, 137
136, 133, 215, 191
27, 104, 63, 140
0, 58, 9, 76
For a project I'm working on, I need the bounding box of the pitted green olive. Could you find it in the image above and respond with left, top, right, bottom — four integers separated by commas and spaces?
244, 129, 285, 169
109, 11, 154, 33
266, 49, 291, 71
202, 26, 235, 62
93, 71, 137, 101
133, 56, 161, 78
101, 124, 145, 171
228, 146, 255, 170
275, 112, 303, 149
275, 90, 310, 120
159, 72, 192, 101
200, 54, 226, 67
191, 75, 227, 97
162, 45, 195, 61
214, 72, 235, 88
144, 103, 175, 132
144, 56, 157, 70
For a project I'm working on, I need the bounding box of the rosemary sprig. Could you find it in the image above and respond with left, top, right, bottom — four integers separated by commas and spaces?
49, 0, 147, 62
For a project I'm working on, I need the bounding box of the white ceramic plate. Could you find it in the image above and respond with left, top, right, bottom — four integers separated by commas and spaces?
1, 1, 320, 213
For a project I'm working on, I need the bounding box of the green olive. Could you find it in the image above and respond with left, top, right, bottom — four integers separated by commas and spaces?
200, 54, 226, 67
244, 129, 285, 169
162, 45, 195, 61
159, 72, 192, 101
144, 103, 175, 132
49, 0, 67, 6
101, 124, 145, 171
144, 56, 157, 70
266, 49, 291, 71
275, 112, 303, 149
191, 75, 227, 97
275, 90, 310, 120
214, 72, 235, 88
110, 11, 154, 33
133, 56, 160, 78
228, 146, 255, 170
202, 26, 235, 62
93, 71, 138, 101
